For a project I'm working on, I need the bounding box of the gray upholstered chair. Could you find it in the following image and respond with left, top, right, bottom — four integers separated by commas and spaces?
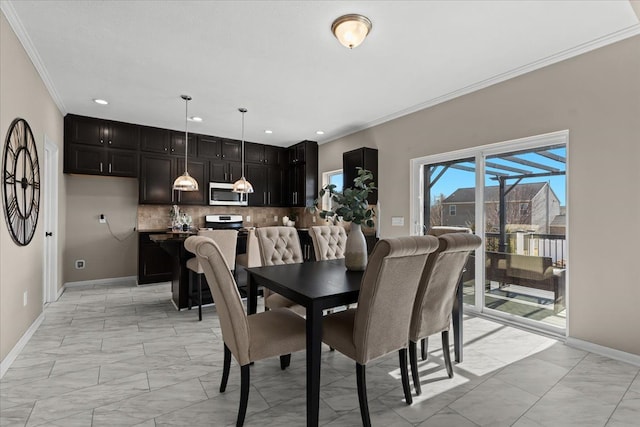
321, 235, 439, 427
186, 229, 238, 321
184, 236, 306, 427
255, 226, 305, 314
309, 225, 347, 261
409, 233, 482, 395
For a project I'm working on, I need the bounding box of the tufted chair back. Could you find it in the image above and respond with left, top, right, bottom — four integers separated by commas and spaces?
255, 226, 303, 266
309, 226, 347, 261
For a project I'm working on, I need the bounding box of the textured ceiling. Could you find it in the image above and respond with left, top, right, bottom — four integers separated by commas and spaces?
4, 1, 639, 146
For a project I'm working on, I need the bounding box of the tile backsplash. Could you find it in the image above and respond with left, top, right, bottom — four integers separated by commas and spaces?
137, 205, 376, 235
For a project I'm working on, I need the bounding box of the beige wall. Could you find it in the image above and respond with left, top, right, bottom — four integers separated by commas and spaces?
1, 12, 65, 361
319, 35, 640, 356
64, 175, 138, 283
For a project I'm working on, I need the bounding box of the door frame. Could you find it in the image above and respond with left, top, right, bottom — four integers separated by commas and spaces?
43, 136, 59, 303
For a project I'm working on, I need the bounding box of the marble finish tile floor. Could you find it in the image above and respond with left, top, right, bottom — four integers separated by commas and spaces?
1, 282, 638, 426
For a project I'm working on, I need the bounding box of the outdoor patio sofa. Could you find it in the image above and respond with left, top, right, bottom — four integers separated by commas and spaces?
485, 251, 565, 313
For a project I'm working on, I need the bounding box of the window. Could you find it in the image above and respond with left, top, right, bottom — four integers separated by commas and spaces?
449, 205, 457, 216
321, 169, 343, 210
519, 203, 529, 214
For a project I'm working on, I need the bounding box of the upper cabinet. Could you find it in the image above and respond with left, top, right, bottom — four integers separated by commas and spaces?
140, 126, 196, 157
198, 136, 241, 162
286, 140, 318, 207
64, 115, 138, 177
343, 147, 378, 205
65, 114, 139, 150
245, 142, 282, 166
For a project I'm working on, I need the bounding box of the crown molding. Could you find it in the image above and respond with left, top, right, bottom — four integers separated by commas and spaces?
324, 23, 640, 145
1, 0, 67, 114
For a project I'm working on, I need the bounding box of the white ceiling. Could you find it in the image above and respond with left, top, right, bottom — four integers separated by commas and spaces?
3, 1, 639, 147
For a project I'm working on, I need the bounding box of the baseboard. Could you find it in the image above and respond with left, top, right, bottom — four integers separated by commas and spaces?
0, 312, 45, 379
566, 337, 640, 367
63, 275, 137, 288
56, 285, 65, 300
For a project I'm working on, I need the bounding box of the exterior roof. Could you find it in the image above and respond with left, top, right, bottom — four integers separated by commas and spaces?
442, 182, 547, 203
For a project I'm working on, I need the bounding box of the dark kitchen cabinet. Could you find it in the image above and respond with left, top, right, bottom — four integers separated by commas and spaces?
140, 127, 196, 157
169, 131, 197, 158
138, 232, 173, 284
198, 135, 241, 162
343, 147, 378, 204
246, 164, 282, 206
65, 144, 138, 177
210, 160, 243, 184
139, 154, 175, 204
65, 114, 139, 150
174, 159, 207, 205
139, 154, 206, 205
285, 141, 318, 207
245, 142, 282, 166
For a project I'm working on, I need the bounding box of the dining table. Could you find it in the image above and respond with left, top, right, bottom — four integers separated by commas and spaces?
246, 258, 464, 427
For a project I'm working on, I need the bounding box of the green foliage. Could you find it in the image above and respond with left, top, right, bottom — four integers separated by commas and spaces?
312, 168, 376, 227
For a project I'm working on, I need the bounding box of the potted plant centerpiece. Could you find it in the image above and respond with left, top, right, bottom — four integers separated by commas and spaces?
314, 168, 376, 271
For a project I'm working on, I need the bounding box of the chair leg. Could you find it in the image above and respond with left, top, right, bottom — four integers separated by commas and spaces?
188, 270, 193, 310
198, 273, 202, 321
220, 343, 231, 393
356, 363, 371, 427
442, 331, 454, 378
409, 340, 421, 395
237, 364, 250, 427
399, 348, 413, 405
280, 354, 291, 370
421, 337, 429, 361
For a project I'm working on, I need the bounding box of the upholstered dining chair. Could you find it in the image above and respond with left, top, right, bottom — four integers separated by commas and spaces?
235, 228, 261, 270
309, 225, 347, 261
184, 236, 306, 427
186, 229, 238, 321
255, 226, 305, 314
419, 226, 473, 359
409, 232, 482, 395
321, 235, 439, 427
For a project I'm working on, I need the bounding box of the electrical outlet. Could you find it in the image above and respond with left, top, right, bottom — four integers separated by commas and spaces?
312, 216, 316, 223
273, 215, 278, 222
75, 259, 86, 269
23, 291, 27, 307
99, 214, 106, 224
246, 215, 251, 222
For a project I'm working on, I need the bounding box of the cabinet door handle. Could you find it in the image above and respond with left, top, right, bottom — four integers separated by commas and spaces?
222, 154, 225, 159
268, 192, 271, 204
224, 172, 228, 181
263, 192, 267, 205
100, 139, 104, 144
99, 162, 103, 173
164, 147, 168, 152
216, 153, 220, 158
108, 140, 112, 145
108, 163, 112, 173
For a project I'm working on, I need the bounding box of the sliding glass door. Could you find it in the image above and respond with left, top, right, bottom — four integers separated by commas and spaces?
412, 131, 568, 333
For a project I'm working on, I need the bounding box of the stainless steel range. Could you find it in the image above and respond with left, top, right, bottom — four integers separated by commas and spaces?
204, 214, 244, 230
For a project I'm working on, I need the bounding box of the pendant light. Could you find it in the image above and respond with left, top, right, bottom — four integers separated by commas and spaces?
172, 95, 199, 192
232, 108, 254, 194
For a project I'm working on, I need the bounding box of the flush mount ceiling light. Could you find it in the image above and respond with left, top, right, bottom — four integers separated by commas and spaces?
188, 116, 203, 122
331, 14, 372, 49
232, 108, 254, 195
316, 130, 325, 135
264, 130, 273, 134
172, 95, 199, 192
93, 98, 108, 105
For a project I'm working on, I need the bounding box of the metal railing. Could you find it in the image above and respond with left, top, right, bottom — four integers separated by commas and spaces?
485, 232, 566, 267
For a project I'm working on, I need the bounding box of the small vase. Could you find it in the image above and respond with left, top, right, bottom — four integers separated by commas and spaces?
345, 223, 367, 271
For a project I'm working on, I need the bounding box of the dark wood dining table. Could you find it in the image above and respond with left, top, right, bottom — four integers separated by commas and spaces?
246, 258, 464, 427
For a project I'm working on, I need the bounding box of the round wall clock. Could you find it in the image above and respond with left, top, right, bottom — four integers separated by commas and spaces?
2, 118, 40, 246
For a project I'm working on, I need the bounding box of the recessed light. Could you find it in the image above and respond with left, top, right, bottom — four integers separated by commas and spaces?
316, 130, 325, 135
188, 116, 203, 122
264, 130, 273, 134
93, 98, 108, 105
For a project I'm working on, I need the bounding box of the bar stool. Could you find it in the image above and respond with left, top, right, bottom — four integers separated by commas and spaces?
186, 229, 238, 320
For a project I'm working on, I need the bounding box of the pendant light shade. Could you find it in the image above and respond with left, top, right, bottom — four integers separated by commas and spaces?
232, 108, 254, 194
173, 95, 199, 192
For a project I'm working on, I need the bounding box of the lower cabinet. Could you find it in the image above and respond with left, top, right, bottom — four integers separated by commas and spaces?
138, 233, 173, 284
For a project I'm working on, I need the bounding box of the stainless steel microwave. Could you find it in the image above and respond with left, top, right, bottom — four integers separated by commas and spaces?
209, 182, 248, 206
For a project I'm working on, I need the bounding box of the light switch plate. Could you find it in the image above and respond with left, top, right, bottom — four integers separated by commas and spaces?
391, 216, 405, 226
